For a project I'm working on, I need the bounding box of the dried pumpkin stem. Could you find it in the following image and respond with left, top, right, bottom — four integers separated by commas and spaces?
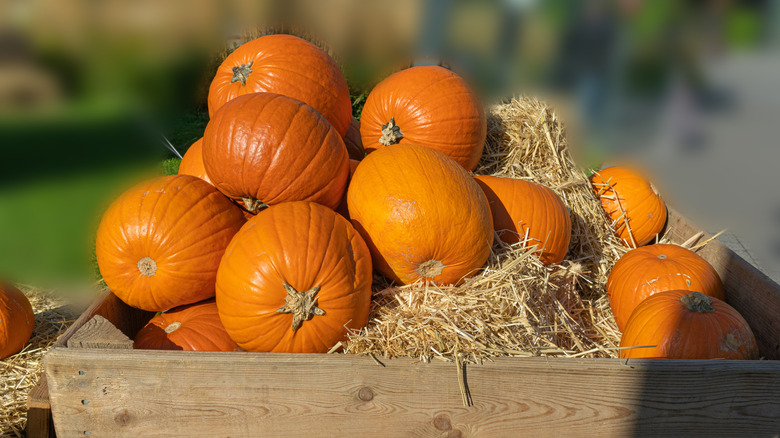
137, 257, 157, 277
680, 292, 715, 312
231, 61, 254, 86
275, 283, 325, 331
242, 197, 268, 213
417, 259, 445, 279
379, 117, 404, 146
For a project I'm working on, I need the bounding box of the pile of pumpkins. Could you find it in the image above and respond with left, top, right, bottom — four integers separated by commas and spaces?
0, 34, 757, 361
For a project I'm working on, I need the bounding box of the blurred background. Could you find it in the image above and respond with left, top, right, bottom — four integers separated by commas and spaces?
0, 0, 778, 292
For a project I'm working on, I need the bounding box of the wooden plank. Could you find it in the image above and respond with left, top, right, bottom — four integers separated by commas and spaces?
45, 350, 780, 438
66, 315, 134, 349
55, 291, 154, 347
26, 374, 56, 438
665, 209, 780, 360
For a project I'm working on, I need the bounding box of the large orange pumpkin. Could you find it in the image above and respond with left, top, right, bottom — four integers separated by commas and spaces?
208, 34, 351, 137
216, 202, 373, 353
96, 175, 246, 312
590, 166, 666, 247
348, 144, 493, 285
203, 93, 349, 213
474, 175, 571, 264
344, 117, 366, 161
0, 283, 35, 359
619, 290, 758, 360
134, 299, 238, 351
177, 138, 211, 184
607, 244, 725, 331
360, 66, 486, 171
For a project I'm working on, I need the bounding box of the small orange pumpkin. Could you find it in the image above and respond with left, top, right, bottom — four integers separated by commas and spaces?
474, 175, 571, 264
96, 175, 246, 312
619, 290, 758, 360
360, 66, 486, 170
0, 283, 35, 359
203, 93, 349, 213
348, 144, 493, 285
590, 166, 666, 247
177, 138, 211, 184
134, 299, 238, 351
344, 117, 366, 161
607, 244, 725, 331
216, 202, 373, 353
208, 34, 351, 136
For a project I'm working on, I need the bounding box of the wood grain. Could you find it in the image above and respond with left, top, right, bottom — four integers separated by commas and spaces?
26, 375, 56, 438
45, 350, 780, 438
665, 209, 780, 360
66, 315, 133, 349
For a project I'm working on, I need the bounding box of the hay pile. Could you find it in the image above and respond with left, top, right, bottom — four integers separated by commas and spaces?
344, 97, 629, 362
1, 288, 76, 437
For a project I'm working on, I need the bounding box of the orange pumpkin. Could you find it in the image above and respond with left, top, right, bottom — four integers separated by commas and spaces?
0, 283, 35, 359
360, 66, 486, 171
344, 117, 365, 160
619, 290, 758, 360
474, 175, 571, 264
208, 34, 351, 136
216, 202, 373, 353
590, 166, 666, 247
203, 93, 349, 213
96, 175, 246, 312
607, 244, 725, 331
335, 159, 361, 220
348, 144, 493, 285
134, 299, 238, 351
177, 138, 211, 184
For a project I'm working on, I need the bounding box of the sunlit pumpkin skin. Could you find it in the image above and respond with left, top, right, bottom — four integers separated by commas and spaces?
216, 202, 373, 353
474, 175, 571, 265
203, 93, 349, 213
0, 283, 35, 359
335, 159, 361, 220
360, 66, 486, 171
177, 138, 211, 184
344, 117, 365, 160
348, 144, 493, 285
590, 166, 666, 247
134, 299, 238, 351
607, 244, 725, 331
96, 175, 246, 312
208, 34, 351, 136
619, 291, 758, 360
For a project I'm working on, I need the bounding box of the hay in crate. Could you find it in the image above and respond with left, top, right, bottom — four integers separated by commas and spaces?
344, 97, 628, 362
1, 288, 76, 437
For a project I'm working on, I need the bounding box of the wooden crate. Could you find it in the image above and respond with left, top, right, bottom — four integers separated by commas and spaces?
30, 209, 780, 437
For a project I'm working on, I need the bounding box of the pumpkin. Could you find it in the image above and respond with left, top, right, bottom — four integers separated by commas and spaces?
619, 290, 758, 360
348, 144, 493, 285
474, 175, 571, 264
360, 66, 486, 171
96, 175, 246, 312
134, 299, 238, 351
177, 138, 211, 184
208, 34, 351, 137
344, 117, 366, 160
335, 159, 361, 220
216, 202, 372, 353
590, 166, 666, 247
607, 244, 725, 331
203, 92, 349, 213
0, 283, 35, 359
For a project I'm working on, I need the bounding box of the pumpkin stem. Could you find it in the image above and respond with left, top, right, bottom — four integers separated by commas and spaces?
680, 292, 715, 312
164, 322, 181, 334
231, 61, 253, 86
137, 257, 157, 277
275, 283, 326, 331
242, 197, 268, 213
379, 117, 404, 146
416, 259, 445, 279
